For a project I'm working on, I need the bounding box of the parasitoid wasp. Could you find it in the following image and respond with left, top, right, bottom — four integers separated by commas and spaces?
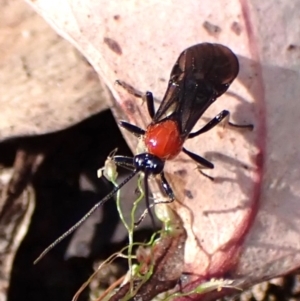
34, 43, 253, 263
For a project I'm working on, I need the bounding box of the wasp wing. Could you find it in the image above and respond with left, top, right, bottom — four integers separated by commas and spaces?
152, 43, 239, 139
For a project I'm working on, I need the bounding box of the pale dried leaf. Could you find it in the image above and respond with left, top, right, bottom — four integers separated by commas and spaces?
26, 0, 300, 298
0, 0, 109, 140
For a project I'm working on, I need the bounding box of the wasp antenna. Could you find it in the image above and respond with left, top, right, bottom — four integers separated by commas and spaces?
34, 169, 139, 264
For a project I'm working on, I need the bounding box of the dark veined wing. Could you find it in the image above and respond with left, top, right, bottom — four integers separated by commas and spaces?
151, 73, 183, 124
152, 43, 239, 138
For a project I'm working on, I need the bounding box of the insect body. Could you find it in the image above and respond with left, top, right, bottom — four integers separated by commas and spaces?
115, 43, 252, 216
34, 43, 252, 263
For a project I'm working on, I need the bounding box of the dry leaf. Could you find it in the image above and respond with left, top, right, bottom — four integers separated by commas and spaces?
0, 0, 109, 140
25, 0, 300, 299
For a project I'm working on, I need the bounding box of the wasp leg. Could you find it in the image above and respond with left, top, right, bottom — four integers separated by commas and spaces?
188, 110, 253, 139
143, 172, 157, 228
145, 91, 155, 119
119, 121, 145, 137
115, 80, 143, 98
115, 80, 155, 119
160, 172, 175, 201
135, 206, 153, 226
197, 169, 215, 181
182, 148, 214, 181
134, 172, 175, 227
113, 155, 135, 171
182, 148, 214, 169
